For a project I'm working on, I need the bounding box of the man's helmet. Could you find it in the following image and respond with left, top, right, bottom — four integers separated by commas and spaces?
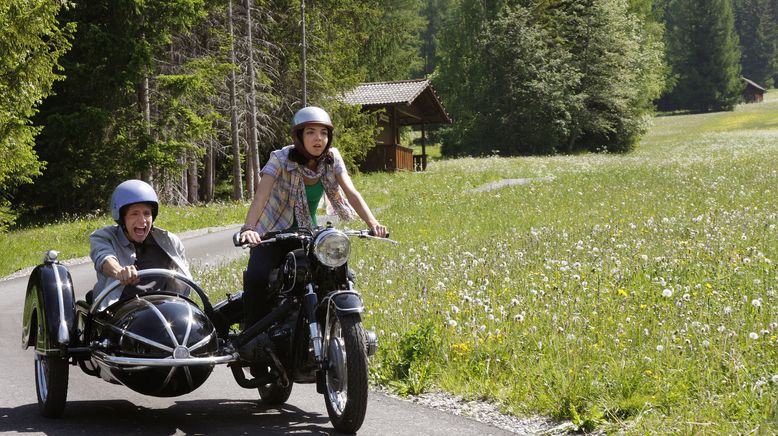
110, 179, 159, 223
291, 106, 334, 161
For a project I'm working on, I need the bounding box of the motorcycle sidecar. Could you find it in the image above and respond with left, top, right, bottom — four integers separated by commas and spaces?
22, 253, 236, 417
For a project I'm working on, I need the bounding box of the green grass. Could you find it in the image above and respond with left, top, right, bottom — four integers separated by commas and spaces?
6, 93, 778, 433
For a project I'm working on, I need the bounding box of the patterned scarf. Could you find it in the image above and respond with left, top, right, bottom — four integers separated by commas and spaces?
293, 158, 356, 229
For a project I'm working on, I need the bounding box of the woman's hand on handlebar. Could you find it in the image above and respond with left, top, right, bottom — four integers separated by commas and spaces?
240, 229, 262, 247
368, 222, 388, 238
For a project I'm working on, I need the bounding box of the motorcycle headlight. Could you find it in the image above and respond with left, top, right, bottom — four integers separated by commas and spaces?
313, 229, 351, 268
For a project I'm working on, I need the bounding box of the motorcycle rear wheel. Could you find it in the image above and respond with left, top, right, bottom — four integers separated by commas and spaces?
35, 353, 69, 418
258, 379, 293, 404
323, 313, 368, 433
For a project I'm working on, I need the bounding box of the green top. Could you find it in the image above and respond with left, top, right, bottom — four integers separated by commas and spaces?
288, 180, 325, 231
305, 180, 325, 227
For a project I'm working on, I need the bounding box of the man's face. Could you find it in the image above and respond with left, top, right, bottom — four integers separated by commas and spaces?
124, 203, 153, 243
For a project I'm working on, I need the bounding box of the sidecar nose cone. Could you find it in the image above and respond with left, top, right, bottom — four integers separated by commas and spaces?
95, 294, 218, 397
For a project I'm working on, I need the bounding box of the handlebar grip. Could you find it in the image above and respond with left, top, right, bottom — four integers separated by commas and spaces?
367, 229, 390, 238
232, 232, 243, 247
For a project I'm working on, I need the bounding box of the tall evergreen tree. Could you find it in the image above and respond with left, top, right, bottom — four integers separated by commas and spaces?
23, 0, 207, 214
662, 0, 742, 111
360, 0, 425, 81
416, 0, 448, 77
734, 0, 778, 87
0, 0, 72, 228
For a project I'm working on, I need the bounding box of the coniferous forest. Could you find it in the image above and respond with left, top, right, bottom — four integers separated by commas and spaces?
2, 0, 778, 228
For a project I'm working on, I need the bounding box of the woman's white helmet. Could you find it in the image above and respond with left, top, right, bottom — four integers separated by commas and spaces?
110, 179, 159, 224
291, 106, 333, 133
290, 106, 334, 161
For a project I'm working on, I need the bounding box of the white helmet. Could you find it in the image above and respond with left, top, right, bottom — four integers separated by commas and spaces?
290, 106, 334, 161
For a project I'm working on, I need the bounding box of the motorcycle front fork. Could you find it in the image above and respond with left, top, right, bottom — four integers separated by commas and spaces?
303, 284, 324, 364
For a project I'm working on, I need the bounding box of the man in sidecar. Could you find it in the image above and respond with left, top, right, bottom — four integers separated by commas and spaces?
88, 179, 191, 303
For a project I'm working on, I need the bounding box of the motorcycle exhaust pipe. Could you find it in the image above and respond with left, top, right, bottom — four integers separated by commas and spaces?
230, 347, 290, 389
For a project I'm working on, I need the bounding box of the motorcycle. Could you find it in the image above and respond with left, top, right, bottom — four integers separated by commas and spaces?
21, 223, 395, 433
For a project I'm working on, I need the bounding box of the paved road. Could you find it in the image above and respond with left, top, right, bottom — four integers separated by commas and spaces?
0, 225, 511, 435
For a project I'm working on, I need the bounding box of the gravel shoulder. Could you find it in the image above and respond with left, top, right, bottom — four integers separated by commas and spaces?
383, 389, 573, 435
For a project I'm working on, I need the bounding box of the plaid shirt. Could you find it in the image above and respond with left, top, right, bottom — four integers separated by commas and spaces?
255, 145, 347, 235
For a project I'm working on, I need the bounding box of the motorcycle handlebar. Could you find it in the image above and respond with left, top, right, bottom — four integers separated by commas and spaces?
233, 229, 397, 247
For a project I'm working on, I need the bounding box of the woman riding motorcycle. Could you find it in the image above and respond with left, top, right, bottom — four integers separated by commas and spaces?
238, 106, 387, 327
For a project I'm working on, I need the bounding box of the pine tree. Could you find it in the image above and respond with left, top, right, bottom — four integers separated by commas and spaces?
360, 0, 425, 81
0, 0, 73, 228
734, 0, 778, 87
663, 0, 742, 112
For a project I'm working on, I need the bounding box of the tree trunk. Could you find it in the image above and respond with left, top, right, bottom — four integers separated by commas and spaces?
245, 0, 260, 197
188, 149, 199, 204
140, 70, 152, 183
228, 0, 244, 201
245, 111, 255, 198
204, 141, 214, 202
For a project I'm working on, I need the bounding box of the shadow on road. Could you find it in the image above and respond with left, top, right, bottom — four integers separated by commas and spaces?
1, 398, 349, 435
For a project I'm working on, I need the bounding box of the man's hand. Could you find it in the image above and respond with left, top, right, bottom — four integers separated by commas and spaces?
102, 257, 140, 285
115, 265, 140, 285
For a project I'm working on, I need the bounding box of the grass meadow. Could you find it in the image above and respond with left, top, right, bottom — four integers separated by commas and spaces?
4, 93, 778, 433
197, 94, 778, 434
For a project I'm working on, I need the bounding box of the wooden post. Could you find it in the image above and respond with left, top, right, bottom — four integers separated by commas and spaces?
421, 122, 427, 171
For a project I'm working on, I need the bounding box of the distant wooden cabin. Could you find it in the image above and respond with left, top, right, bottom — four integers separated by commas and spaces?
742, 77, 766, 103
343, 79, 451, 172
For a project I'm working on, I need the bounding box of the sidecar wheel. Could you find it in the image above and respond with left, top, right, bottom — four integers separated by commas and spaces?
35, 353, 69, 418
323, 313, 368, 433
258, 379, 293, 404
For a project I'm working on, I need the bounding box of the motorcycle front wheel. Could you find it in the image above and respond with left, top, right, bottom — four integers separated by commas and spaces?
323, 313, 368, 433
35, 353, 69, 418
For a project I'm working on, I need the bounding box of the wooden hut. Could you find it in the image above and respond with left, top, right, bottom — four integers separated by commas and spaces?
342, 79, 451, 172
742, 77, 766, 103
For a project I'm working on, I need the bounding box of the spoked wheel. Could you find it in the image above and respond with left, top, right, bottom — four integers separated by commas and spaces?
323, 313, 368, 433
35, 353, 69, 418
258, 379, 293, 404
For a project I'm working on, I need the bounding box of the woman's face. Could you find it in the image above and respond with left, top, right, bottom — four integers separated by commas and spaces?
123, 203, 153, 243
302, 124, 329, 157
